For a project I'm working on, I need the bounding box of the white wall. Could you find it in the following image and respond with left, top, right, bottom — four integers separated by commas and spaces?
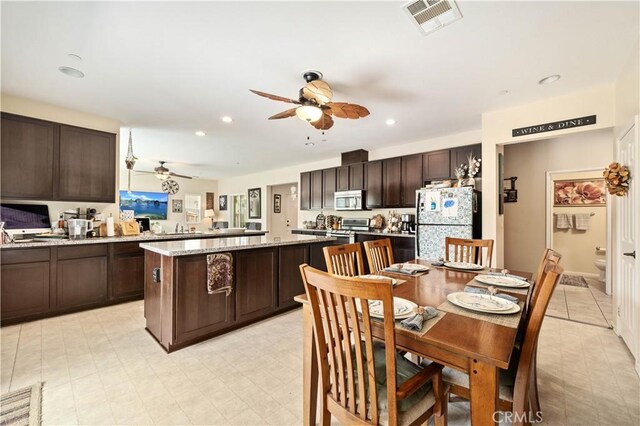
216, 129, 481, 229
503, 129, 612, 274
1, 93, 122, 225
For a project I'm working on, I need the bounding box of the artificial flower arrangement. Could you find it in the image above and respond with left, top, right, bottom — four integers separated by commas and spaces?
603, 162, 631, 196
455, 154, 481, 185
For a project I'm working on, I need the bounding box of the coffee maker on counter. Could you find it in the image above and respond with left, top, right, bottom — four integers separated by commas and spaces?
400, 214, 415, 234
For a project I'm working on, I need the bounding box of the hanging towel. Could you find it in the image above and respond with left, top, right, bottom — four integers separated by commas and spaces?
206, 253, 233, 296
574, 214, 591, 231
556, 214, 573, 229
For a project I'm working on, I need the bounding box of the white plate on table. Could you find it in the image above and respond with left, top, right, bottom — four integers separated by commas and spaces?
356, 297, 417, 319
358, 275, 398, 286
474, 274, 530, 288
444, 262, 485, 271
447, 292, 520, 315
390, 263, 430, 272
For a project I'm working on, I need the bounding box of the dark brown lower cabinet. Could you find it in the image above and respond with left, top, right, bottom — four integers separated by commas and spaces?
56, 245, 108, 309
110, 242, 145, 300
144, 251, 163, 339
174, 255, 234, 346
235, 248, 278, 322
0, 248, 51, 322
278, 244, 309, 308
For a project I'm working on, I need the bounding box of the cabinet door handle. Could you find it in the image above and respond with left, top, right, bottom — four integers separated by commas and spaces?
623, 251, 636, 259
152, 267, 161, 283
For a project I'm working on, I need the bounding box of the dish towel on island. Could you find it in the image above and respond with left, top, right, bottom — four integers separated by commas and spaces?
574, 214, 591, 231
400, 307, 438, 331
206, 253, 233, 296
464, 286, 518, 303
556, 214, 573, 229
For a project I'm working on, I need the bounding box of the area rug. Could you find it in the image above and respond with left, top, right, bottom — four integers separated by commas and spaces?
0, 383, 42, 426
559, 273, 589, 288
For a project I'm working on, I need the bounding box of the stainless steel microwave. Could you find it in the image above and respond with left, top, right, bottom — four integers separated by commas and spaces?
334, 190, 365, 210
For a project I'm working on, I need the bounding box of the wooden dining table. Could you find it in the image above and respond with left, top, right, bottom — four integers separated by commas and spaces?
294, 259, 533, 426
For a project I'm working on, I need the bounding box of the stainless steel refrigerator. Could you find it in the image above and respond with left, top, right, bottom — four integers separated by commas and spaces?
415, 186, 481, 260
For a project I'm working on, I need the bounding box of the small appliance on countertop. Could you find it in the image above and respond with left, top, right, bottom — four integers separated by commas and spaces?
400, 214, 415, 234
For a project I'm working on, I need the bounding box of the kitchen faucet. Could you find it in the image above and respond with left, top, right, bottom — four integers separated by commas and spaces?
175, 223, 179, 233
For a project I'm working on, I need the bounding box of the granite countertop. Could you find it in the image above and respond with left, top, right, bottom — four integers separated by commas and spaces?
140, 234, 336, 257
0, 230, 267, 249
291, 228, 416, 239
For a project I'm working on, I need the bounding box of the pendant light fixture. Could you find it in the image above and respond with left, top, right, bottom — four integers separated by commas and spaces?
124, 129, 138, 193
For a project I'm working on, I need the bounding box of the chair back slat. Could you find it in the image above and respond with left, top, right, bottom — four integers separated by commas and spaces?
324, 243, 366, 276
363, 239, 395, 273
529, 248, 562, 312
445, 237, 494, 267
512, 263, 563, 420
300, 265, 399, 424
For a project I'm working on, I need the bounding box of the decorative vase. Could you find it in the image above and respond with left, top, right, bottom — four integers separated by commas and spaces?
464, 177, 476, 187
457, 178, 465, 187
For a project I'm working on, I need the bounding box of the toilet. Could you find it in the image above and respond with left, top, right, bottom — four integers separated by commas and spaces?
594, 259, 606, 283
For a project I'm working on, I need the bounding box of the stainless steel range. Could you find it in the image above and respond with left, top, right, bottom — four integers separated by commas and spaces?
326, 218, 369, 244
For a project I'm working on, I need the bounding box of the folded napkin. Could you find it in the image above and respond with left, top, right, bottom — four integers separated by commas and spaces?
464, 286, 518, 303
400, 307, 438, 331
485, 271, 528, 281
383, 266, 419, 275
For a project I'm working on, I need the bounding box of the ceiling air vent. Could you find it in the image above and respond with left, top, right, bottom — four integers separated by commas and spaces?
403, 0, 462, 35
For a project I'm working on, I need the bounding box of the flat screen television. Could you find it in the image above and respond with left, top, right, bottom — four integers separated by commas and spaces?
119, 191, 168, 220
0, 203, 52, 236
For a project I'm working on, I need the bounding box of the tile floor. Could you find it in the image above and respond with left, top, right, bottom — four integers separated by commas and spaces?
1, 301, 638, 425
547, 276, 613, 328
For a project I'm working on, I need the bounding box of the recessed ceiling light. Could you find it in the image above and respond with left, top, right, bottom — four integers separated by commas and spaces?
68, 54, 82, 61
221, 116, 233, 123
385, 119, 397, 126
58, 66, 84, 78
498, 90, 510, 95
305, 141, 315, 147
195, 131, 206, 137
538, 74, 561, 85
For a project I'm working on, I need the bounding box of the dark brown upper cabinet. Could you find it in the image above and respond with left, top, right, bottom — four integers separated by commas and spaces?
310, 170, 323, 210
423, 150, 451, 182
450, 144, 482, 178
0, 113, 116, 202
1, 113, 56, 200
322, 168, 336, 209
366, 160, 383, 208
58, 125, 116, 202
383, 157, 402, 208
349, 163, 366, 190
336, 166, 349, 191
401, 154, 423, 208
299, 172, 311, 210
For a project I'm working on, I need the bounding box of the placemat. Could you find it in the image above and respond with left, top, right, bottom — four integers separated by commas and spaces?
465, 278, 529, 295
436, 300, 524, 329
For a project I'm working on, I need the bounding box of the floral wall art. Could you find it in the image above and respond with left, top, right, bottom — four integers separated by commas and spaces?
553, 179, 606, 206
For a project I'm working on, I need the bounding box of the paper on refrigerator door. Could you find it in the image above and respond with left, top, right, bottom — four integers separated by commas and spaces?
424, 191, 441, 212
441, 197, 459, 217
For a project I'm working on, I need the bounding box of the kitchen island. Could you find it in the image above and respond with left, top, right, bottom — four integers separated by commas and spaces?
140, 235, 336, 352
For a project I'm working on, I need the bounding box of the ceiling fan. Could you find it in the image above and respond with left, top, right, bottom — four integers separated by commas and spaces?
250, 71, 370, 130
135, 161, 193, 180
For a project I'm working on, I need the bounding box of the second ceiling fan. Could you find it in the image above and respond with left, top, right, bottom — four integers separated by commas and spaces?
250, 71, 370, 130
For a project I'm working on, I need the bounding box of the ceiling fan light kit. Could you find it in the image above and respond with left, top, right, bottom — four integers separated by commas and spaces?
250, 71, 369, 131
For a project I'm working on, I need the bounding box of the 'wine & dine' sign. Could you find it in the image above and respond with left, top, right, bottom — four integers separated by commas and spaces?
512, 115, 596, 137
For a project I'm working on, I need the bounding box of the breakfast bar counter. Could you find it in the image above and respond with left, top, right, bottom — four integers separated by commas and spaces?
140, 235, 336, 352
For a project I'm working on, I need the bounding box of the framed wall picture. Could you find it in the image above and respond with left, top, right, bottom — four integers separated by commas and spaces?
219, 195, 227, 211
273, 194, 282, 213
172, 199, 183, 213
248, 187, 261, 219
553, 179, 606, 206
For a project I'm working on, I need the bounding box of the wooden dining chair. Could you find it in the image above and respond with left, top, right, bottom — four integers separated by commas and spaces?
529, 248, 562, 312
433, 263, 563, 426
323, 243, 366, 277
299, 264, 449, 426
363, 238, 395, 273
444, 237, 494, 267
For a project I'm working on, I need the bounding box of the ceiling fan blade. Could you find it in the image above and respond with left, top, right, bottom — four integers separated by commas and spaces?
168, 172, 193, 180
268, 108, 298, 120
310, 112, 334, 130
302, 80, 333, 105
134, 170, 157, 175
328, 102, 370, 119
249, 89, 301, 105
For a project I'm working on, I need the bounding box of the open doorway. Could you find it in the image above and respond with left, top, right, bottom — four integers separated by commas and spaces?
268, 183, 298, 239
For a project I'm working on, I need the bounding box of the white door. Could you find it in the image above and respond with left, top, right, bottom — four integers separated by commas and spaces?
268, 184, 298, 239
615, 116, 639, 373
